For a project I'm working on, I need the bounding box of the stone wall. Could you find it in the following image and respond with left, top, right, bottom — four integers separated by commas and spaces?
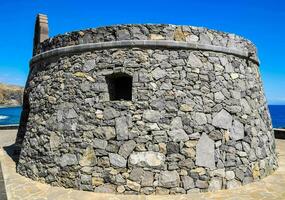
16, 24, 278, 195
34, 24, 258, 61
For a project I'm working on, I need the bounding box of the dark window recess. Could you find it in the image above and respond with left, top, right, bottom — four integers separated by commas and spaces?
106, 73, 132, 101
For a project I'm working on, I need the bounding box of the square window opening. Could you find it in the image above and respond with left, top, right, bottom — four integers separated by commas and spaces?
105, 73, 132, 101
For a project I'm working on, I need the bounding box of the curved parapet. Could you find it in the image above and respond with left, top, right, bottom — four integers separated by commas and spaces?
33, 24, 259, 63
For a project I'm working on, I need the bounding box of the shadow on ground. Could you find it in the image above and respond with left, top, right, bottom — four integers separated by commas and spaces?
3, 144, 20, 164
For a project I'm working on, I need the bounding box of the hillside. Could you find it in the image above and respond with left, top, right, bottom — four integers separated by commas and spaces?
0, 83, 24, 106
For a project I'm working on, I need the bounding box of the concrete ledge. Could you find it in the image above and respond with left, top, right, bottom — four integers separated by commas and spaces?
30, 40, 259, 65
274, 128, 285, 139
0, 125, 19, 130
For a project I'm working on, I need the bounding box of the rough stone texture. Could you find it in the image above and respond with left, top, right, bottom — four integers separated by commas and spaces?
212, 109, 233, 129
16, 23, 278, 194
168, 129, 189, 142
57, 154, 78, 167
181, 176, 194, 190
196, 133, 215, 168
208, 177, 223, 191
115, 116, 129, 140
143, 110, 161, 123
109, 153, 127, 168
118, 140, 136, 158
230, 120, 244, 140
129, 152, 165, 168
79, 146, 96, 167
159, 171, 180, 188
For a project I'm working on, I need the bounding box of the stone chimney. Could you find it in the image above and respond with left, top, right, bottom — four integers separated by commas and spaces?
33, 14, 49, 56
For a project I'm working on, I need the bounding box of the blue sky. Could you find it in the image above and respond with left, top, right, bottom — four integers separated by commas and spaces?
0, 0, 284, 104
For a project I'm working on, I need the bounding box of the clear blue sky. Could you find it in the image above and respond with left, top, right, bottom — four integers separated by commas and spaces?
0, 0, 284, 104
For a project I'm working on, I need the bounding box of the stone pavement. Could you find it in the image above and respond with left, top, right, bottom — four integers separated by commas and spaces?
0, 129, 285, 200
0, 161, 7, 200
0, 129, 17, 147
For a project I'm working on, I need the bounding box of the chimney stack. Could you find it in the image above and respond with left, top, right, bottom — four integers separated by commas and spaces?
33, 14, 49, 56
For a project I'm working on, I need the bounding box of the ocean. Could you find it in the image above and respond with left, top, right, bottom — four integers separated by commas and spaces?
268, 105, 285, 128
0, 105, 285, 128
0, 106, 22, 126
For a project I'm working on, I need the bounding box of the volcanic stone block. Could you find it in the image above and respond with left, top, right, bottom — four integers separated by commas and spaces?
79, 146, 97, 167
168, 129, 189, 142
212, 109, 233, 129
118, 140, 136, 158
115, 116, 129, 140
57, 154, 78, 167
181, 176, 194, 190
129, 151, 165, 168
159, 171, 180, 188
230, 120, 244, 140
109, 153, 127, 168
196, 133, 215, 168
143, 110, 161, 122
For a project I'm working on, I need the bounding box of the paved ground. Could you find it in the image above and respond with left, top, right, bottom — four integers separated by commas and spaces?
0, 129, 285, 200
0, 130, 17, 148
0, 161, 7, 200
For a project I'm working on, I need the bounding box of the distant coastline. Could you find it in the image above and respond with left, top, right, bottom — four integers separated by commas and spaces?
0, 82, 24, 106
0, 105, 22, 108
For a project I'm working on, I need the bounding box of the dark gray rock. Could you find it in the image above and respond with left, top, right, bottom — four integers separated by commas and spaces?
167, 142, 180, 154
181, 176, 194, 190
243, 176, 253, 184
143, 110, 161, 122
151, 68, 167, 80
83, 59, 95, 72
66, 108, 78, 119
57, 154, 78, 167
194, 112, 207, 125
116, 29, 131, 40
196, 133, 215, 168
103, 107, 120, 120
170, 117, 183, 130
195, 180, 208, 189
50, 132, 60, 150
79, 146, 97, 167
94, 184, 116, 193
94, 126, 116, 140
129, 168, 144, 182
187, 53, 203, 68
118, 140, 136, 158
230, 120, 244, 140
109, 153, 127, 168
115, 116, 129, 140
212, 109, 233, 129
159, 171, 180, 188
241, 99, 251, 114
94, 138, 108, 150
235, 168, 244, 181
141, 171, 154, 186
81, 174, 91, 184
168, 129, 189, 142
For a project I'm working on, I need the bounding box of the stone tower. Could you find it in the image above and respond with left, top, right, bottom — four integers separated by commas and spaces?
16, 14, 278, 194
